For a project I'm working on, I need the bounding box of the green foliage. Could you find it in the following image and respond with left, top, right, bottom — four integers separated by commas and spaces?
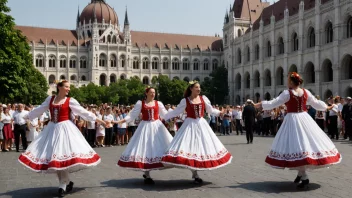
201, 65, 229, 104
152, 75, 188, 105
0, 0, 48, 104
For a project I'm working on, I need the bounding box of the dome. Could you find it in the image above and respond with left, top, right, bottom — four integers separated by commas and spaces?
80, 0, 118, 25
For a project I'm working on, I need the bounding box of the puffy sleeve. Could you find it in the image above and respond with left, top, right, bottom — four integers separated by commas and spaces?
125, 101, 142, 123
262, 90, 290, 111
69, 98, 96, 122
158, 101, 168, 119
164, 99, 187, 121
306, 89, 327, 111
28, 96, 52, 120
203, 95, 220, 116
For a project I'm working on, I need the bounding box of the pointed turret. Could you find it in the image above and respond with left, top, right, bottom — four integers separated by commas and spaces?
123, 6, 131, 45
124, 7, 130, 25
76, 6, 80, 26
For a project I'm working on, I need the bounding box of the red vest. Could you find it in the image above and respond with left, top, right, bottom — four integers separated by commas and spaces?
186, 96, 205, 119
285, 89, 308, 113
141, 100, 159, 121
50, 96, 71, 123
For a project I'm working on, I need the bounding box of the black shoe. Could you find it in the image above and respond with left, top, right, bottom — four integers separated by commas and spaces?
297, 179, 309, 189
144, 177, 155, 185
16, 150, 20, 152
58, 188, 66, 197
194, 178, 203, 184
250, 141, 253, 144
66, 181, 74, 193
247, 142, 249, 144
294, 176, 302, 183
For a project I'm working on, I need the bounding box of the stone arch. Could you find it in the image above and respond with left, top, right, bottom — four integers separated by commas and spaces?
60, 75, 66, 80
99, 53, 107, 67
324, 89, 333, 100
276, 67, 284, 86
110, 74, 116, 83
81, 75, 87, 81
289, 64, 298, 73
183, 76, 190, 82
304, 62, 315, 83
254, 70, 260, 88
194, 77, 200, 82
254, 93, 260, 103
70, 75, 77, 81
244, 72, 250, 89
264, 92, 271, 100
120, 73, 127, 80
235, 73, 242, 90
142, 76, 149, 85
100, 74, 107, 86
48, 75, 55, 84
173, 76, 180, 80
307, 26, 316, 48
321, 59, 333, 82
340, 54, 352, 80
264, 69, 271, 86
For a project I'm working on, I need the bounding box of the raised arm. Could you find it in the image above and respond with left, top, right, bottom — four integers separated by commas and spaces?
203, 95, 220, 116
124, 101, 142, 123
69, 98, 96, 122
158, 101, 168, 119
262, 90, 290, 111
306, 90, 327, 111
28, 96, 51, 120
164, 99, 187, 121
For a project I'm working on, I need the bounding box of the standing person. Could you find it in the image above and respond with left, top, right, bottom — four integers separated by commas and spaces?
161, 81, 232, 184
262, 109, 271, 136
235, 106, 243, 135
1, 106, 13, 152
117, 109, 127, 145
104, 107, 114, 147
26, 108, 39, 144
116, 87, 173, 184
328, 97, 339, 140
342, 97, 352, 141
243, 100, 256, 144
18, 80, 106, 197
12, 104, 29, 152
254, 72, 341, 189
96, 109, 105, 147
87, 108, 97, 147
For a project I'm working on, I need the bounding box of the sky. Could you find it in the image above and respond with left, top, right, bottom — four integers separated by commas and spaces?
7, 0, 275, 36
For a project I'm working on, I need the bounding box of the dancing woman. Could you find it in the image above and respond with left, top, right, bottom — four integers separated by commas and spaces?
18, 80, 106, 197
116, 87, 173, 184
254, 72, 341, 189
161, 81, 232, 184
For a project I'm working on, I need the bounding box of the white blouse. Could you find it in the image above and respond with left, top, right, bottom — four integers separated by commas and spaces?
1, 113, 12, 124
124, 100, 168, 123
28, 96, 97, 122
163, 95, 220, 121
262, 89, 327, 112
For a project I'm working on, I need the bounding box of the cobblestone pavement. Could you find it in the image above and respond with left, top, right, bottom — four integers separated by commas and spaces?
0, 133, 351, 198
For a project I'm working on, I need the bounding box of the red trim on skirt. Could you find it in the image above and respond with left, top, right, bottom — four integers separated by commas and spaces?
265, 153, 341, 168
18, 154, 101, 170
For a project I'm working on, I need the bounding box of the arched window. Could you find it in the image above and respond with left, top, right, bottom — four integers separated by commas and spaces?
48, 75, 55, 84
183, 77, 190, 82
70, 75, 76, 81
35, 54, 44, 67
80, 57, 87, 68
203, 59, 209, 70
292, 33, 299, 51
212, 59, 218, 70
69, 56, 76, 68
308, 28, 315, 48
255, 44, 259, 60
109, 55, 117, 67
112, 35, 117, 44
99, 54, 107, 67
183, 58, 190, 70
120, 74, 126, 80
246, 46, 250, 62
152, 57, 159, 70
347, 17, 352, 38
81, 75, 86, 81
60, 55, 67, 68
60, 75, 66, 80
142, 76, 149, 85
162, 58, 169, 70
107, 35, 112, 43
110, 74, 116, 83
172, 58, 180, 70
142, 57, 149, 69
238, 29, 242, 37
193, 59, 199, 70
49, 55, 56, 68
119, 55, 125, 68
278, 37, 284, 54
237, 49, 242, 63
99, 74, 106, 86
133, 57, 139, 69
326, 21, 333, 44
267, 41, 272, 57
264, 70, 272, 86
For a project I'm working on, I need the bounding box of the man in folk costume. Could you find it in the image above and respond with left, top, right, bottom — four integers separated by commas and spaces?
18, 80, 106, 197
254, 72, 341, 189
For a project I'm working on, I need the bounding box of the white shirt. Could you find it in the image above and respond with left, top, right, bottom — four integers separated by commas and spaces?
118, 114, 127, 128
337, 103, 343, 113
13, 110, 29, 125
1, 113, 12, 124
235, 111, 242, 120
87, 120, 96, 129
329, 104, 338, 116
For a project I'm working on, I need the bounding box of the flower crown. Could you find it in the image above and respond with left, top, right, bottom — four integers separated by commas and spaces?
189, 80, 198, 85
54, 79, 67, 84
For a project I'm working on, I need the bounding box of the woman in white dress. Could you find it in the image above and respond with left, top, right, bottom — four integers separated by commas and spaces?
116, 87, 173, 184
161, 81, 232, 184
254, 72, 341, 189
18, 80, 106, 197
26, 116, 39, 143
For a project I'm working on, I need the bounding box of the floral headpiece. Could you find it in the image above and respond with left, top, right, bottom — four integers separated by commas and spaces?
145, 86, 151, 91
290, 72, 301, 82
189, 80, 198, 85
54, 79, 67, 84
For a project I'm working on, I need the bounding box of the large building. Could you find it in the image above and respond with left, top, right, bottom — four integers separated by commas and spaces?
16, 0, 222, 94
224, 0, 352, 104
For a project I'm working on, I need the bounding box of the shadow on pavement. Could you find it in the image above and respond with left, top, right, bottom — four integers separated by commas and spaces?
101, 179, 212, 191
227, 181, 321, 193
0, 187, 86, 198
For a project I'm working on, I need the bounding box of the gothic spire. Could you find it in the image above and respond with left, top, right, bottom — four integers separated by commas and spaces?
124, 6, 130, 26
76, 6, 80, 24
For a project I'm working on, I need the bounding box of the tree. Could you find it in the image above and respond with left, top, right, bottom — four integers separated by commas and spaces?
201, 66, 229, 104
127, 76, 145, 104
155, 75, 188, 105
0, 0, 48, 103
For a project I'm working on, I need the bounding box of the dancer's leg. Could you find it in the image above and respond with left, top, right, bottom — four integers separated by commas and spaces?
191, 170, 203, 184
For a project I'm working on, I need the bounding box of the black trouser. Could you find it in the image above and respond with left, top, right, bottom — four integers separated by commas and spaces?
329, 116, 338, 140
263, 117, 271, 135
210, 122, 216, 132
223, 126, 229, 135
87, 129, 96, 146
14, 124, 27, 151
235, 119, 242, 134
345, 120, 352, 140
229, 122, 232, 133
271, 119, 277, 136
128, 126, 137, 136
105, 127, 113, 145
245, 124, 254, 143
315, 119, 325, 132
256, 120, 263, 135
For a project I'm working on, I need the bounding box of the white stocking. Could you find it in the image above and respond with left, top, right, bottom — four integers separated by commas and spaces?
57, 170, 70, 190
191, 170, 199, 179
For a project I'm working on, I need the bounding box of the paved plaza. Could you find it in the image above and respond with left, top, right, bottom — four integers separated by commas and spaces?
0, 134, 351, 198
